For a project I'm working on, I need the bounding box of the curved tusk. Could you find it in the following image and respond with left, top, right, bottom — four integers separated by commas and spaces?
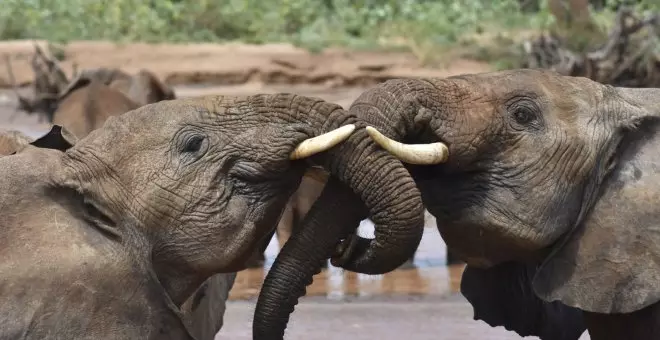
365, 126, 449, 165
290, 124, 356, 160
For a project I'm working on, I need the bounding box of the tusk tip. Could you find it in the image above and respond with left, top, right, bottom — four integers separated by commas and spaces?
339, 124, 357, 134
289, 124, 357, 160
365, 125, 449, 165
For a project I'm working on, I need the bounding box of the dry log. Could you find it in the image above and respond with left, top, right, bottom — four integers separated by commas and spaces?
4, 43, 70, 121
523, 7, 660, 88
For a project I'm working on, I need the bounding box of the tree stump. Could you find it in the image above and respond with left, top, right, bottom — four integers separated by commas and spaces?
522, 7, 660, 88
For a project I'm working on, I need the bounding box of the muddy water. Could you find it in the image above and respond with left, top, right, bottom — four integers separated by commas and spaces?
230, 225, 464, 301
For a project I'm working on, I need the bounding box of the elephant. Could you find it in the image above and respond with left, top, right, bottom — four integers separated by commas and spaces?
333, 68, 660, 340
0, 129, 32, 155
50, 75, 142, 138
0, 92, 425, 339
45, 72, 236, 340
49, 68, 175, 138
6, 44, 175, 123
0, 128, 232, 340
69, 67, 176, 107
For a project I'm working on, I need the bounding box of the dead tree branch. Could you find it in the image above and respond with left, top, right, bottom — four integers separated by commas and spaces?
522, 7, 660, 88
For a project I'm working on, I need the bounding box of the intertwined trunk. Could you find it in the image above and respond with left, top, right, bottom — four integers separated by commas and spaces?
252, 82, 436, 339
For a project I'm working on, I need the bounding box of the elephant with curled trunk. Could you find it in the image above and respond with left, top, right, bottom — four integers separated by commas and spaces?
0, 92, 424, 339
344, 69, 660, 340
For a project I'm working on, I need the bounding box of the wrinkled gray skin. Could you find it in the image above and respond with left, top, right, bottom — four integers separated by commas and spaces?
243, 172, 327, 268
0, 93, 423, 339
339, 69, 660, 340
37, 71, 230, 340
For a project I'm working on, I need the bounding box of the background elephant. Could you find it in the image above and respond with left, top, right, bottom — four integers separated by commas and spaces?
0, 93, 424, 339
7, 45, 175, 124
0, 129, 32, 155
51, 75, 141, 138
50, 68, 175, 137
326, 69, 660, 340
69, 67, 176, 107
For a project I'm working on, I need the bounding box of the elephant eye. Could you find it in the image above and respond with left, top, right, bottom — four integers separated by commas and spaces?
176, 131, 209, 163
513, 107, 535, 125
507, 98, 542, 131
183, 135, 205, 153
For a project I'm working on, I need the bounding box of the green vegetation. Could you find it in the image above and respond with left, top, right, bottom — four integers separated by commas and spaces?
1, 0, 658, 68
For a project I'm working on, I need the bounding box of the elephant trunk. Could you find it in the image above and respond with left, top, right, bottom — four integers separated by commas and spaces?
253, 86, 432, 338
253, 178, 365, 339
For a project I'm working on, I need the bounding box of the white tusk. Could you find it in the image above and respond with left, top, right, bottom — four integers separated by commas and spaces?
290, 124, 356, 160
365, 126, 449, 165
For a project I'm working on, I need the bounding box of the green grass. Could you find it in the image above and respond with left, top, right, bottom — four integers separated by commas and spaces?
1, 0, 658, 69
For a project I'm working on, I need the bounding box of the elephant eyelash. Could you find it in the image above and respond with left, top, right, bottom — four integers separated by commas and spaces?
174, 130, 210, 164
229, 163, 277, 184
506, 99, 544, 132
182, 135, 206, 153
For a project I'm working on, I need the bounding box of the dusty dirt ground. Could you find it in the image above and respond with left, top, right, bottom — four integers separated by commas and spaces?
0, 40, 590, 339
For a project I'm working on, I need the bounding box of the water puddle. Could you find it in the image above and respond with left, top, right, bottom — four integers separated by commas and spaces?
230, 220, 465, 301
229, 264, 465, 301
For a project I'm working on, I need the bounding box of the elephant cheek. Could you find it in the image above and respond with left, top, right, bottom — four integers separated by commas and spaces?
437, 222, 540, 268
213, 198, 255, 264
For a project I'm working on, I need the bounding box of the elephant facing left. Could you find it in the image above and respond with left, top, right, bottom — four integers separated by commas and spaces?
0, 92, 425, 339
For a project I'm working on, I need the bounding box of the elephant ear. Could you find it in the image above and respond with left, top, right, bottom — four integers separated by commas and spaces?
58, 72, 93, 101
461, 262, 586, 340
132, 69, 176, 103
30, 125, 78, 151
534, 120, 660, 314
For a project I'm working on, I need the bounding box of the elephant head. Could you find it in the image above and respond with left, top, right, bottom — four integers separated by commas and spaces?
18, 92, 424, 321
348, 69, 660, 339
46, 94, 363, 304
